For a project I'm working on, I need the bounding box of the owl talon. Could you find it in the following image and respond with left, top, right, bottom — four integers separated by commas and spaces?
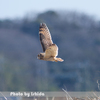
55, 60, 58, 62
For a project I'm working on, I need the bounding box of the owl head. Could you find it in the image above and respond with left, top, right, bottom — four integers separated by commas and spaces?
37, 53, 45, 60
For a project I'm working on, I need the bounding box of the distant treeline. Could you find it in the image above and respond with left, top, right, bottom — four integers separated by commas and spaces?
0, 10, 100, 91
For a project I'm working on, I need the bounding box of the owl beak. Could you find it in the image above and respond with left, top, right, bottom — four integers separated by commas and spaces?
37, 54, 40, 59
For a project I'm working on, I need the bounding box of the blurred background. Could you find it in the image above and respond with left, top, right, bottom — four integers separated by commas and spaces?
0, 0, 100, 91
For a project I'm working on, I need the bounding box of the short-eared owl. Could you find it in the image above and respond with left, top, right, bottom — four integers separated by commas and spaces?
37, 23, 64, 62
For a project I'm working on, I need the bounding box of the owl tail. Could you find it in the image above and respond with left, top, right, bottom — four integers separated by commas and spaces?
55, 58, 64, 62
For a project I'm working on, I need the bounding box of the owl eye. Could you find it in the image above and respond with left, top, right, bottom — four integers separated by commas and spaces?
38, 54, 40, 57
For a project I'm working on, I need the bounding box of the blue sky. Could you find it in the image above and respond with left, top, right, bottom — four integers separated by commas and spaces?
0, 0, 100, 20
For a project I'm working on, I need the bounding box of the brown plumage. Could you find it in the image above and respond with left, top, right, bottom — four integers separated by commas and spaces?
37, 23, 64, 62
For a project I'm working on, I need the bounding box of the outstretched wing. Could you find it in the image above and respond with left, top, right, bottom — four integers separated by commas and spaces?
39, 23, 53, 52
44, 44, 58, 58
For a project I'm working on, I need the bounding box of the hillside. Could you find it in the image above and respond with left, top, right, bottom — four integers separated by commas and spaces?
0, 10, 100, 91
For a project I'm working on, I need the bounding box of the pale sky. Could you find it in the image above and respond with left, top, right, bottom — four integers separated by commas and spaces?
0, 0, 100, 20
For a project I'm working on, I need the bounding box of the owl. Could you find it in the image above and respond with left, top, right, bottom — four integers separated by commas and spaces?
37, 23, 64, 62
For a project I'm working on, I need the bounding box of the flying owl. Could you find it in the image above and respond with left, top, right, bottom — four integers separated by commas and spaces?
37, 23, 64, 62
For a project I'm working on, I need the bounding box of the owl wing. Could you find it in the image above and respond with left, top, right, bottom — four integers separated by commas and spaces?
39, 23, 53, 52
44, 44, 58, 58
